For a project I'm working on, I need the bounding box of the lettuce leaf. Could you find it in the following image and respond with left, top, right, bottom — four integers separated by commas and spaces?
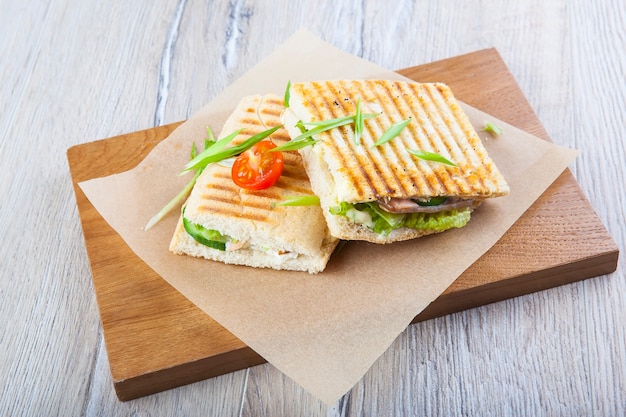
329, 201, 471, 235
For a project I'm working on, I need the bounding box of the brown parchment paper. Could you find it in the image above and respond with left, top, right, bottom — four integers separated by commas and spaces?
78, 29, 579, 404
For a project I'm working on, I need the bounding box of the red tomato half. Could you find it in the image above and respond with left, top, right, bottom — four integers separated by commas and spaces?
231, 141, 284, 190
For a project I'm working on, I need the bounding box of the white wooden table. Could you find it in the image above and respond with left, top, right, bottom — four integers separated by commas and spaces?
1, 1, 624, 415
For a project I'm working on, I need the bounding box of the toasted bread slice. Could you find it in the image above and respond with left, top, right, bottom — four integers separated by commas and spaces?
170, 94, 338, 273
283, 80, 509, 243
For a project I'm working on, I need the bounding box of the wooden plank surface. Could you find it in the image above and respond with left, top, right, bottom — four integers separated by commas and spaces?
67, 48, 618, 401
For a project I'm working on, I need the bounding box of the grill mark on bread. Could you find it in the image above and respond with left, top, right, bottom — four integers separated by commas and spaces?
260, 105, 283, 118
441, 89, 487, 194
342, 80, 390, 198
308, 82, 366, 199
240, 118, 262, 126
360, 80, 433, 198
204, 182, 236, 194
197, 204, 270, 222
445, 84, 495, 193
350, 81, 392, 196
290, 80, 509, 204
374, 80, 418, 196
271, 132, 292, 144
331, 80, 379, 200
198, 194, 235, 205
198, 188, 273, 222
282, 165, 310, 182
436, 84, 495, 194
403, 84, 441, 195
342, 81, 382, 199
418, 83, 459, 194
428, 83, 473, 194
243, 187, 281, 200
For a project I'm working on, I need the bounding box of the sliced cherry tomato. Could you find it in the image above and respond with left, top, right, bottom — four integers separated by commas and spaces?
231, 141, 284, 190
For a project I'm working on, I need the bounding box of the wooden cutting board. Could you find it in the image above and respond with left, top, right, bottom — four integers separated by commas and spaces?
67, 48, 619, 401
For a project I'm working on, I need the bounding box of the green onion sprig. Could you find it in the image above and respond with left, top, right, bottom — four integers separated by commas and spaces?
273, 112, 379, 153
271, 137, 319, 152
372, 118, 411, 147
270, 195, 320, 209
145, 127, 218, 230
284, 80, 291, 108
354, 98, 364, 145
407, 149, 457, 167
182, 125, 282, 174
482, 120, 503, 136
146, 124, 282, 230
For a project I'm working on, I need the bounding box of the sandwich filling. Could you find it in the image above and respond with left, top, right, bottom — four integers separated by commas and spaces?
182, 209, 299, 260
329, 199, 474, 236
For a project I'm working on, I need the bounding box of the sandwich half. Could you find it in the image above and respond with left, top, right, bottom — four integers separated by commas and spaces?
169, 94, 338, 273
282, 80, 510, 244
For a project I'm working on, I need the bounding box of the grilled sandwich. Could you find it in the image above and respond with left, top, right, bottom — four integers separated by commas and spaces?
169, 94, 339, 273
282, 80, 510, 244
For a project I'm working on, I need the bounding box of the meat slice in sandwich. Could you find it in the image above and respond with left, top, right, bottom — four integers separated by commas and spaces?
282, 80, 510, 244
169, 94, 339, 273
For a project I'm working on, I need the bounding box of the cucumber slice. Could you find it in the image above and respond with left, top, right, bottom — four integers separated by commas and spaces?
182, 214, 227, 251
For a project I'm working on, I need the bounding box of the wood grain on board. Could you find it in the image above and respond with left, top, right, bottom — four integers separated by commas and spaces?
67, 48, 619, 401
